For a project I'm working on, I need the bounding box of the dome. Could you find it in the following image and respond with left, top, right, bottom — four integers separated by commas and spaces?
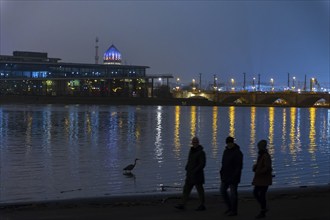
103, 44, 122, 65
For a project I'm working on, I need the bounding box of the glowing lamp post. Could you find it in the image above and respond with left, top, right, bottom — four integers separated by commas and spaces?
292, 77, 296, 91
270, 78, 274, 91
176, 78, 180, 90
310, 78, 315, 92
213, 74, 218, 91
231, 78, 235, 91
252, 77, 256, 91
192, 79, 196, 91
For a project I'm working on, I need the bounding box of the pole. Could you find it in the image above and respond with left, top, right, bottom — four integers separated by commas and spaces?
213, 74, 217, 91
243, 72, 246, 90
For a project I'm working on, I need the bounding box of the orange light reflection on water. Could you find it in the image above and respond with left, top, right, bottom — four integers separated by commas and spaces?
249, 107, 257, 158
190, 106, 197, 139
309, 108, 316, 157
174, 106, 181, 157
268, 107, 275, 155
289, 108, 297, 160
212, 106, 218, 156
229, 106, 235, 137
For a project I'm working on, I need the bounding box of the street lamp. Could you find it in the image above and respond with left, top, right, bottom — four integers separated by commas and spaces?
270, 78, 274, 91
252, 77, 256, 91
292, 77, 296, 91
310, 78, 315, 92
213, 74, 218, 91
192, 79, 196, 91
176, 77, 180, 91
231, 78, 235, 91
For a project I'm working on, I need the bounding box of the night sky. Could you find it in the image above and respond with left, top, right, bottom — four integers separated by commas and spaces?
0, 0, 329, 88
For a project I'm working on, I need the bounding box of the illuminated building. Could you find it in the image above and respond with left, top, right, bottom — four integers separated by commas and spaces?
0, 47, 172, 97
103, 44, 122, 65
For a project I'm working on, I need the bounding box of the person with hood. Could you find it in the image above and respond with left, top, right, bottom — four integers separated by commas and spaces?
175, 137, 206, 211
220, 136, 243, 216
252, 140, 273, 219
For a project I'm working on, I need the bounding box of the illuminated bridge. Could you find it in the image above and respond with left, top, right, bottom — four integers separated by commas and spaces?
173, 91, 330, 107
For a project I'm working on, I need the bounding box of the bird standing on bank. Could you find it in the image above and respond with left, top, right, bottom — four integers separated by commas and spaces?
123, 158, 139, 174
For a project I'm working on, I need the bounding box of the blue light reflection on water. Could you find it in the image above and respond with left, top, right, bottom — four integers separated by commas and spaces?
0, 104, 329, 204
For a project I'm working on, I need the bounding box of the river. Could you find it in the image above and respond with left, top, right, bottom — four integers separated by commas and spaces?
0, 104, 329, 204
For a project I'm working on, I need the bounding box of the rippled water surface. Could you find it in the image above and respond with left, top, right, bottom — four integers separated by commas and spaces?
0, 104, 329, 204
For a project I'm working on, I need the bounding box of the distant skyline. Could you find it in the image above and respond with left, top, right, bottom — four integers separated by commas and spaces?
0, 0, 329, 88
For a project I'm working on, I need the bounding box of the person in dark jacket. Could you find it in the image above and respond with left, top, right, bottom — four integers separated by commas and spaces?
175, 137, 206, 211
252, 140, 273, 219
220, 136, 243, 216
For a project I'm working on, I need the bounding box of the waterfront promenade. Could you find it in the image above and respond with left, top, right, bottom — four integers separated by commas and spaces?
0, 185, 329, 220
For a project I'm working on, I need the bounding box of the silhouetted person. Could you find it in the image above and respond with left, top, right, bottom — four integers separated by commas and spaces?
252, 140, 273, 219
175, 137, 206, 211
220, 136, 243, 216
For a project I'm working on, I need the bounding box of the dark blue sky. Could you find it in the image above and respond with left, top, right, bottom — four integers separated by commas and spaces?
0, 0, 329, 88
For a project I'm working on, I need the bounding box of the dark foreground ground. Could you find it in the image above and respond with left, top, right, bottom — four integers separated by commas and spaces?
0, 185, 329, 220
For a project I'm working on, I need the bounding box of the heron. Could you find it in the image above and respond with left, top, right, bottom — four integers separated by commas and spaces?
123, 158, 139, 174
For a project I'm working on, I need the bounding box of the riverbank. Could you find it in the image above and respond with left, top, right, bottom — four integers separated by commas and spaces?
0, 95, 329, 108
1, 185, 329, 220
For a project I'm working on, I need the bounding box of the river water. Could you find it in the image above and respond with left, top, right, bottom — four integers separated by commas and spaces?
0, 104, 329, 204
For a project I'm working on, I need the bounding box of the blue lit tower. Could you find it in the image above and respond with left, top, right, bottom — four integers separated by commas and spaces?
103, 44, 122, 65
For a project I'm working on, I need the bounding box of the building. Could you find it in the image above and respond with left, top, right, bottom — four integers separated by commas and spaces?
0, 46, 172, 97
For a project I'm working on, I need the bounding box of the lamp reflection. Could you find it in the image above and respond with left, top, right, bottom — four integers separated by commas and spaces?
289, 108, 297, 160
309, 108, 316, 156
281, 108, 287, 152
190, 106, 197, 138
174, 106, 181, 156
229, 106, 235, 137
25, 112, 33, 153
154, 106, 163, 162
268, 107, 274, 155
212, 106, 218, 156
85, 112, 92, 135
249, 107, 257, 157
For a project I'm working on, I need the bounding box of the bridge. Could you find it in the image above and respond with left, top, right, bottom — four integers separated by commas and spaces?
172, 91, 330, 107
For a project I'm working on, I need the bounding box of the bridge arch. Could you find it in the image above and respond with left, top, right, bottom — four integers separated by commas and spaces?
259, 96, 291, 106
299, 97, 330, 107
220, 96, 250, 105
187, 93, 213, 101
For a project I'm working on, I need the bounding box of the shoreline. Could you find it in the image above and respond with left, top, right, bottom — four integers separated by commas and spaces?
0, 95, 329, 108
0, 185, 329, 219
1, 184, 328, 208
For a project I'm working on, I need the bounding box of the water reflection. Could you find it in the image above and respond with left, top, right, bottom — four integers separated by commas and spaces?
0, 105, 329, 204
289, 108, 297, 160
229, 106, 235, 137
281, 108, 287, 153
249, 107, 257, 157
212, 106, 218, 156
309, 108, 316, 155
174, 106, 181, 157
154, 106, 163, 162
190, 106, 197, 138
268, 107, 275, 155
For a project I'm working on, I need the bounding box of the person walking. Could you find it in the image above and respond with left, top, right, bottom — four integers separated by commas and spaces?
175, 136, 206, 211
220, 136, 243, 216
252, 140, 273, 219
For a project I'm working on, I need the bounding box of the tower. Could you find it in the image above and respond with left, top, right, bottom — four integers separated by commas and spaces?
95, 37, 99, 64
